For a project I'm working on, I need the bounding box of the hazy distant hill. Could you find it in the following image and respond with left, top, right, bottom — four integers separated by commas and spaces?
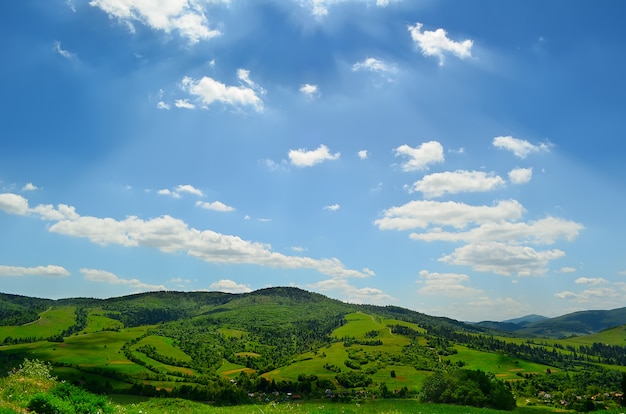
502, 314, 548, 325
476, 308, 626, 338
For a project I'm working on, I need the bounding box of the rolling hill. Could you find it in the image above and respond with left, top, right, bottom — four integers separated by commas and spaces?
1, 287, 626, 411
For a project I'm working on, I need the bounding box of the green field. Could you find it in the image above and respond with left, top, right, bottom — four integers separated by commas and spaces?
449, 345, 555, 380
0, 306, 76, 342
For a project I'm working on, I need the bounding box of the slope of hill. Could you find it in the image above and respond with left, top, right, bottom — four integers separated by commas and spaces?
1, 287, 626, 411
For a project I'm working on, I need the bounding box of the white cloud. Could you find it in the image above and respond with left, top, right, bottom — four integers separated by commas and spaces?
352, 57, 397, 74
409, 216, 583, 245
555, 288, 621, 303
493, 136, 551, 159
0, 193, 373, 279
180, 73, 264, 112
157, 101, 171, 110
375, 199, 525, 231
158, 184, 203, 198
303, 0, 393, 17
300, 83, 320, 98
53, 41, 76, 59
22, 183, 38, 192
324, 204, 340, 211
439, 242, 565, 276
89, 0, 224, 44
291, 246, 306, 252
175, 184, 203, 196
412, 170, 505, 198
81, 268, 166, 291
0, 193, 30, 215
196, 200, 235, 212
417, 270, 482, 297
262, 158, 289, 172
308, 277, 392, 304
408, 22, 473, 66
158, 189, 180, 198
289, 144, 340, 167
209, 279, 252, 293
0, 265, 70, 278
575, 277, 609, 285
508, 167, 533, 184
357, 150, 368, 160
560, 267, 577, 273
174, 99, 195, 109
394, 141, 444, 172
237, 69, 265, 94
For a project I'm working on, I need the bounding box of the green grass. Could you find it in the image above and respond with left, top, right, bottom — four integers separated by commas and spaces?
115, 398, 567, 413
0, 306, 76, 342
81, 309, 124, 333
448, 345, 556, 380
133, 334, 193, 363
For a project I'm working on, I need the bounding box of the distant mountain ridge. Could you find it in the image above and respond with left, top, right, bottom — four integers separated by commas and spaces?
475, 308, 626, 338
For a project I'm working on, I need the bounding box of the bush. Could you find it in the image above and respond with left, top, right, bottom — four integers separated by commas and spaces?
420, 369, 516, 411
28, 393, 75, 414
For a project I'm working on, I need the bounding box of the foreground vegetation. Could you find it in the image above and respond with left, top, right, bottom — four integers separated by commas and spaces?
2, 288, 626, 412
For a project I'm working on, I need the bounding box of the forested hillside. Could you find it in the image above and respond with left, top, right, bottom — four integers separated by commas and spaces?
1, 287, 626, 412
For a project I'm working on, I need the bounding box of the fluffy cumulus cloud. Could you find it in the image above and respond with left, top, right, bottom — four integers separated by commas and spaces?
410, 216, 583, 245
493, 136, 551, 159
412, 170, 505, 198
209, 279, 252, 293
323, 203, 341, 211
417, 270, 482, 296
376, 196, 583, 277
508, 167, 533, 184
394, 141, 444, 172
196, 200, 235, 212
289, 144, 340, 167
89, 0, 224, 44
0, 193, 373, 280
408, 22, 473, 65
0, 193, 30, 215
180, 73, 264, 112
439, 242, 565, 276
375, 199, 525, 231
81, 268, 166, 291
357, 150, 368, 160
21, 183, 39, 191
0, 265, 70, 278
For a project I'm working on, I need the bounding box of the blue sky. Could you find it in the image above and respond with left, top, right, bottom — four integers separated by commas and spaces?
1, 0, 625, 321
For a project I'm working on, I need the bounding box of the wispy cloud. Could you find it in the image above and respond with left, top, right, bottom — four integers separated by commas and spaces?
53, 41, 76, 59
0, 265, 70, 278
81, 268, 166, 291
493, 136, 552, 159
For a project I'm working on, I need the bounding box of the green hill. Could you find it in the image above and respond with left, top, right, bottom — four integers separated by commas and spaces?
1, 287, 626, 411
